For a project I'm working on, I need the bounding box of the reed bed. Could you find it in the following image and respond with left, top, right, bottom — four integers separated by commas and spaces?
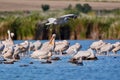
0, 9, 120, 40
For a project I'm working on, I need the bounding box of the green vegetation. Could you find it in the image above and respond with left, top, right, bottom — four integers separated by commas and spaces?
41, 4, 50, 12
0, 4, 120, 40
65, 3, 92, 15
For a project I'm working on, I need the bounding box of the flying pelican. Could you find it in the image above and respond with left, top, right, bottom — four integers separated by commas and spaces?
31, 34, 56, 62
46, 18, 57, 25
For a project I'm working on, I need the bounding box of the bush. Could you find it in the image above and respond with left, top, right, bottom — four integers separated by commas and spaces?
82, 4, 92, 13
74, 3, 92, 13
75, 4, 83, 12
41, 4, 50, 12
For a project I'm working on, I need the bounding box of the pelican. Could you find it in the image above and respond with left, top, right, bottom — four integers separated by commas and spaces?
12, 45, 21, 60
73, 48, 97, 60
1, 30, 14, 58
2, 46, 14, 61
99, 43, 114, 55
112, 45, 120, 54
1, 45, 21, 64
90, 40, 105, 54
31, 34, 56, 62
69, 48, 97, 64
54, 40, 69, 55
112, 42, 120, 47
65, 43, 81, 55
46, 18, 57, 25
18, 40, 30, 56
2, 30, 14, 48
31, 40, 42, 51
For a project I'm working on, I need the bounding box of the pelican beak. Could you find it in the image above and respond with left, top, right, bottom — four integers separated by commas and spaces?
49, 34, 56, 45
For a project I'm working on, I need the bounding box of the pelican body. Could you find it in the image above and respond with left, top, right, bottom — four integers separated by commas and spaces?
31, 34, 56, 61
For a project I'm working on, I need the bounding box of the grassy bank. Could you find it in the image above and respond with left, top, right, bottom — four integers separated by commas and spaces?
0, 8, 120, 40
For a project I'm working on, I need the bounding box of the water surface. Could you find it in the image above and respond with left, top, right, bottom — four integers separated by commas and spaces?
0, 40, 120, 80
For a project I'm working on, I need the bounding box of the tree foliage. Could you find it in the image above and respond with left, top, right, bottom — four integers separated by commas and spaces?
41, 4, 50, 12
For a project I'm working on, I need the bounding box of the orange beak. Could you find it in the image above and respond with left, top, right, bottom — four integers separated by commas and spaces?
49, 34, 56, 45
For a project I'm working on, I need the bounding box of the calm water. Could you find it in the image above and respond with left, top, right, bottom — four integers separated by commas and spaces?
0, 40, 120, 80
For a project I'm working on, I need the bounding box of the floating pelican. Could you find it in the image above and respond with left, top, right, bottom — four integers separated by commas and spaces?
2, 30, 14, 48
69, 48, 97, 65
111, 42, 120, 54
1, 30, 14, 59
90, 40, 105, 54
54, 40, 69, 55
1, 45, 21, 64
31, 34, 56, 62
18, 40, 30, 56
99, 43, 114, 55
12, 45, 21, 60
113, 42, 120, 47
31, 40, 42, 51
73, 48, 97, 60
2, 46, 14, 61
65, 43, 81, 55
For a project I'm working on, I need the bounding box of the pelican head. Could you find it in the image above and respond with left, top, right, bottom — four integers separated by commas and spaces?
11, 33, 14, 37
52, 34, 56, 38
7, 30, 10, 34
25, 41, 28, 43
24, 40, 29, 44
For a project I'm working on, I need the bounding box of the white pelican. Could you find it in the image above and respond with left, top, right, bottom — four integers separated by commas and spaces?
112, 45, 120, 54
99, 43, 114, 55
18, 40, 30, 56
12, 45, 21, 60
112, 42, 120, 47
54, 40, 69, 55
90, 40, 105, 54
2, 30, 14, 48
2, 46, 14, 61
46, 18, 57, 25
1, 30, 15, 58
65, 43, 81, 55
31, 40, 42, 51
73, 48, 97, 60
69, 48, 97, 64
1, 45, 21, 64
31, 34, 56, 62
